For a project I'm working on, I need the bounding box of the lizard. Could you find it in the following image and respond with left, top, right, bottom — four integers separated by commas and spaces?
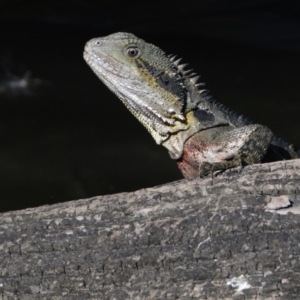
83, 32, 299, 179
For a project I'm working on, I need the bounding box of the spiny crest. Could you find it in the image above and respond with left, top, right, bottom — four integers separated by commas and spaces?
272, 136, 291, 150
178, 64, 188, 71
167, 54, 177, 62
183, 69, 194, 76
167, 52, 250, 126
167, 55, 251, 125
204, 94, 252, 125
189, 76, 200, 84
167, 53, 206, 92
174, 58, 183, 66
196, 83, 205, 89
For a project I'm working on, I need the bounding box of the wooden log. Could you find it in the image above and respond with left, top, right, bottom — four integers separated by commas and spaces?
0, 160, 300, 299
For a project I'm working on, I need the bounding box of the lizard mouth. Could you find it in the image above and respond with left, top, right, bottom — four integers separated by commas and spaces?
84, 44, 189, 139
125, 97, 174, 128
84, 50, 180, 126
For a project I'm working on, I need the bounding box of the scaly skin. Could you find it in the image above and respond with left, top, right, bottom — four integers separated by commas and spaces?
83, 32, 299, 178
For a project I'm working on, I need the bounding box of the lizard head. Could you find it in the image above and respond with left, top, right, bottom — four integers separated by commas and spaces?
83, 32, 200, 146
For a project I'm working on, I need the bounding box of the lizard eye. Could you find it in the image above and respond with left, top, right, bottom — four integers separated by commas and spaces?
125, 47, 141, 58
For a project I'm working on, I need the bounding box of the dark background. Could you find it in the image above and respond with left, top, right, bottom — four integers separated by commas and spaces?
1, 0, 300, 212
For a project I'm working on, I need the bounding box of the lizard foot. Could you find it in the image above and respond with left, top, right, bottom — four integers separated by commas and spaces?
199, 158, 243, 178
199, 162, 227, 178
199, 162, 213, 178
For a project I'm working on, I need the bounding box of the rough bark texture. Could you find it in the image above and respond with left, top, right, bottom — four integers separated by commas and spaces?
0, 160, 300, 300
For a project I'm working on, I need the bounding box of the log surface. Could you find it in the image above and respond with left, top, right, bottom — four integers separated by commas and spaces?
1, 160, 300, 299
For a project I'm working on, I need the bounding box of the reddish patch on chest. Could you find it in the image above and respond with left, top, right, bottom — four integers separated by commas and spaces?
176, 131, 226, 179
176, 138, 206, 179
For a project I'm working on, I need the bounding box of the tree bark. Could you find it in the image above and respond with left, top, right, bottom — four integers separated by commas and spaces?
0, 160, 300, 299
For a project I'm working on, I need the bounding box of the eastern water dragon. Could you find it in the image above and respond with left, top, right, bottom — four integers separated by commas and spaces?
83, 32, 299, 178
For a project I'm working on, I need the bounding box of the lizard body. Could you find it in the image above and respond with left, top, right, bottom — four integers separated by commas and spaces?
83, 32, 299, 178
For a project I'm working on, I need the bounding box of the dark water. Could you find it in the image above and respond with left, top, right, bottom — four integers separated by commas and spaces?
0, 1, 300, 212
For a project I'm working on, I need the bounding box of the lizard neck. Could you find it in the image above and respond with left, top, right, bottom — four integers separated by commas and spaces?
161, 110, 202, 159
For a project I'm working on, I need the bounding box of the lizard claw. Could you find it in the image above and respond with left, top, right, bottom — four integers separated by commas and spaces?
199, 162, 213, 178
